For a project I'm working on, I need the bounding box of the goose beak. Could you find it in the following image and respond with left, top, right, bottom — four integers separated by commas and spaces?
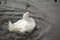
29, 14, 31, 17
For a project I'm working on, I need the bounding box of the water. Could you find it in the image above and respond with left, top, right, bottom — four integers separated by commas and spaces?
0, 5, 51, 40
0, 0, 60, 40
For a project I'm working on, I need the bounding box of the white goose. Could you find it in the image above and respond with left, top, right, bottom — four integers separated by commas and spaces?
8, 12, 36, 33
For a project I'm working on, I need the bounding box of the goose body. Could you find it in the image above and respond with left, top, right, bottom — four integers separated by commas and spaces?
8, 12, 36, 33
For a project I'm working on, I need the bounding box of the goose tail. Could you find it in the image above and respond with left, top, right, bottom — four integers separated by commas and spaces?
8, 21, 14, 31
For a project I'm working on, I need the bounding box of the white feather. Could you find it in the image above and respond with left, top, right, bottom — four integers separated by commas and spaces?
8, 12, 36, 33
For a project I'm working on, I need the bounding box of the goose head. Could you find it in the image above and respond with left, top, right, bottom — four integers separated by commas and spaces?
23, 12, 30, 20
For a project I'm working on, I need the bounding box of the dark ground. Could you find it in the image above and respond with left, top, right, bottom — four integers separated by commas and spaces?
0, 0, 60, 40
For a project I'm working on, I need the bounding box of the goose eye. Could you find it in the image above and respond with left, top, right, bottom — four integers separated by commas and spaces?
27, 14, 29, 15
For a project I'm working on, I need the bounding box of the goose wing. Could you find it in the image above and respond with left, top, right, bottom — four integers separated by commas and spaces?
13, 20, 28, 30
